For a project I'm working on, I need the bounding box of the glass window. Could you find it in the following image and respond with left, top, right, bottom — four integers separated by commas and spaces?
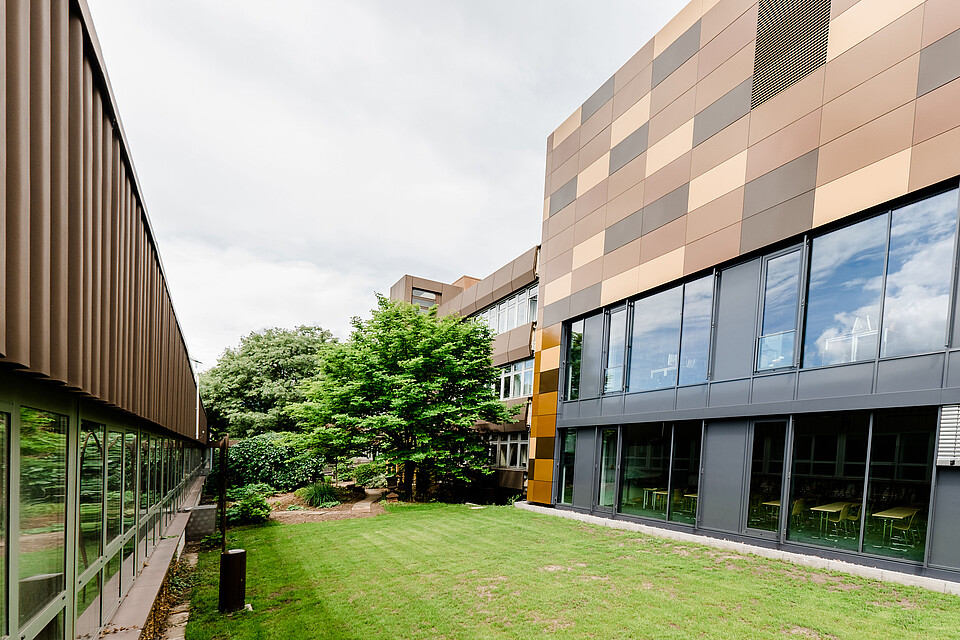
668, 422, 701, 525
558, 430, 576, 504
787, 413, 868, 553
604, 308, 628, 393
864, 410, 935, 562
758, 250, 802, 370
678, 276, 713, 386
628, 287, 682, 391
123, 432, 138, 533
747, 421, 786, 533
78, 421, 104, 575
597, 428, 618, 508
497, 302, 507, 334
528, 285, 538, 324
497, 359, 534, 400
516, 290, 528, 325
881, 190, 958, 358
506, 298, 517, 330
19, 407, 68, 626
106, 430, 122, 544
139, 434, 149, 519
76, 574, 101, 640
619, 423, 670, 520
565, 320, 584, 401
803, 216, 887, 367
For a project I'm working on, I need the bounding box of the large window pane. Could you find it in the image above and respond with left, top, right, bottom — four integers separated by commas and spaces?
123, 432, 138, 533
758, 250, 801, 370
668, 422, 701, 525
678, 277, 713, 386
864, 410, 935, 562
881, 189, 958, 358
565, 320, 584, 401
619, 424, 670, 520
597, 428, 617, 508
558, 430, 576, 504
78, 421, 104, 575
604, 308, 628, 392
747, 421, 786, 532
628, 287, 682, 391
76, 574, 101, 640
105, 430, 122, 544
787, 413, 868, 552
19, 408, 67, 626
803, 216, 887, 367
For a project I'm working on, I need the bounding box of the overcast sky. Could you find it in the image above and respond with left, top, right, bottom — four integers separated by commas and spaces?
85, 1, 688, 370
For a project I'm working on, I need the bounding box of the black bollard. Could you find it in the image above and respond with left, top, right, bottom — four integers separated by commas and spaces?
218, 549, 246, 613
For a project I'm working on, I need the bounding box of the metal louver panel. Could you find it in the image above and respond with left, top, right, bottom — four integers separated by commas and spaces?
751, 0, 831, 109
938, 405, 960, 467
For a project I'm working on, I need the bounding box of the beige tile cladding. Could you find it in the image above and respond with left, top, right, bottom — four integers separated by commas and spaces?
540, 0, 959, 321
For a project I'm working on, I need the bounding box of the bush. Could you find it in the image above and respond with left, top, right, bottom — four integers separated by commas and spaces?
296, 481, 340, 508
352, 460, 390, 488
226, 492, 271, 525
210, 432, 324, 493
226, 483, 276, 502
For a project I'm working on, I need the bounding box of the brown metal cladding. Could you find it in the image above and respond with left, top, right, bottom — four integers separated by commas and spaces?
1, 0, 205, 442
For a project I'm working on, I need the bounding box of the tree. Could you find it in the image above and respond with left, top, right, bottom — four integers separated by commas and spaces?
297, 296, 512, 500
200, 325, 334, 437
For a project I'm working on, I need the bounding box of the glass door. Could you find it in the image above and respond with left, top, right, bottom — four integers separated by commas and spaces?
596, 428, 618, 511
747, 420, 787, 536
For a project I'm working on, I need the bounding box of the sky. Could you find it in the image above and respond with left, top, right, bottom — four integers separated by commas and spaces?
85, 0, 689, 370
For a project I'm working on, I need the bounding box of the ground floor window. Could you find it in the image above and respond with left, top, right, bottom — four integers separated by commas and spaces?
488, 432, 529, 469
558, 430, 576, 504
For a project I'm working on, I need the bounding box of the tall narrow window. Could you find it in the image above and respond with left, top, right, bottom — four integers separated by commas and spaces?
604, 307, 628, 393
678, 276, 713, 385
881, 189, 959, 358
566, 320, 584, 401
746, 421, 786, 533
106, 430, 123, 544
19, 408, 67, 626
559, 430, 577, 504
758, 249, 802, 370
123, 432, 138, 533
528, 285, 538, 324
78, 421, 105, 575
628, 287, 682, 391
803, 215, 887, 367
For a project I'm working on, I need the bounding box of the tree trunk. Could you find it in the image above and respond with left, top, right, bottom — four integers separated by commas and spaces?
415, 459, 432, 502
400, 460, 415, 499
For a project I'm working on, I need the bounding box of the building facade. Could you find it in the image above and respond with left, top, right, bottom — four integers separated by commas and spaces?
530, 0, 960, 582
2, 2, 209, 639
391, 246, 539, 498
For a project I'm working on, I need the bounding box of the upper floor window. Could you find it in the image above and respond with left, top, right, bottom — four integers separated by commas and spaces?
495, 358, 534, 400
678, 275, 714, 385
628, 288, 681, 392
411, 288, 439, 313
757, 249, 802, 370
604, 307, 628, 393
565, 319, 584, 401
474, 284, 539, 335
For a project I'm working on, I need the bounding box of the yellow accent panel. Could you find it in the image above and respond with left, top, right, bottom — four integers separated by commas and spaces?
638, 247, 685, 293
611, 93, 652, 147
532, 459, 554, 483
541, 323, 562, 351
528, 480, 553, 504
540, 346, 561, 373
646, 118, 695, 177
812, 149, 911, 228
572, 231, 605, 271
534, 327, 543, 352
827, 0, 924, 62
577, 152, 611, 198
531, 413, 557, 438
553, 108, 582, 150
542, 273, 572, 306
654, 0, 705, 57
601, 266, 641, 306
687, 150, 747, 212
534, 392, 559, 417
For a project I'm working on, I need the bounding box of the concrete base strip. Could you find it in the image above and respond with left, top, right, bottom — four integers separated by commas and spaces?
514, 501, 960, 596
103, 476, 207, 639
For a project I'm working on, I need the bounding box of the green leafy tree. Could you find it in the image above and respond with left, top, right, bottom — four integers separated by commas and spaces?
297, 296, 512, 500
200, 326, 334, 437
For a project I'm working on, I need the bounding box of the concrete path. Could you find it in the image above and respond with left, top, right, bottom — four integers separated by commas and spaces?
352, 488, 384, 513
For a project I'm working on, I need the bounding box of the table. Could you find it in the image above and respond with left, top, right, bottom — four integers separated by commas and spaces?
872, 507, 920, 547
641, 487, 664, 510
652, 489, 669, 511
809, 502, 853, 538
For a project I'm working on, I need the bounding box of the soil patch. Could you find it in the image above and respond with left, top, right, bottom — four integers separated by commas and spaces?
266, 491, 384, 524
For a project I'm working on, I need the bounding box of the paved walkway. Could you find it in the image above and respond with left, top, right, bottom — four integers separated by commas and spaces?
352, 488, 384, 513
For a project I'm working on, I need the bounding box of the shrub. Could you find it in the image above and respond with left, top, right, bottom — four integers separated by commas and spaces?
226, 483, 276, 502
296, 481, 340, 508
226, 492, 271, 525
352, 460, 390, 488
210, 432, 324, 493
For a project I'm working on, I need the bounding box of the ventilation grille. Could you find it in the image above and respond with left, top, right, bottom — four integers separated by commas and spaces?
751, 0, 831, 109
938, 405, 960, 467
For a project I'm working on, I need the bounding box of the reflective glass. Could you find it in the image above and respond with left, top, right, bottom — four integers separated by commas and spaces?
881, 189, 958, 358
678, 276, 713, 386
76, 574, 101, 640
78, 421, 104, 574
864, 410, 935, 562
566, 320, 584, 401
747, 422, 786, 532
668, 423, 701, 525
123, 432, 138, 532
19, 407, 67, 626
628, 287, 682, 391
604, 308, 627, 392
559, 430, 576, 504
139, 435, 149, 518
619, 423, 670, 520
597, 428, 618, 508
758, 250, 802, 369
105, 430, 122, 544
787, 413, 868, 552
803, 216, 887, 366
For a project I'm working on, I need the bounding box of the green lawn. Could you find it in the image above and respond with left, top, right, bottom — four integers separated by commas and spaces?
186, 503, 960, 640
